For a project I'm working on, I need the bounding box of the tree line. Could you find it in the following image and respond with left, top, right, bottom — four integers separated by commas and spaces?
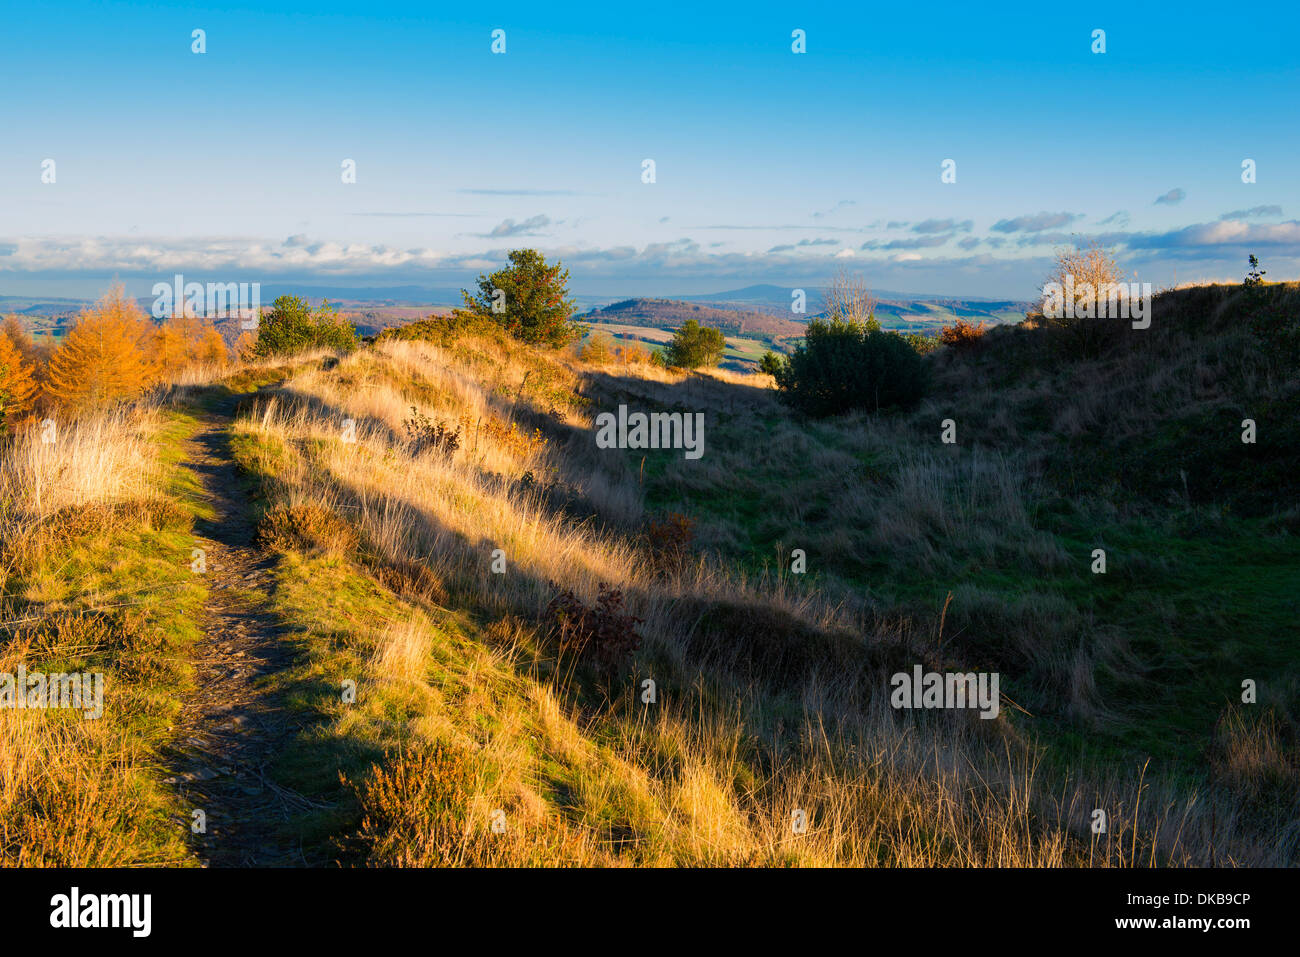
0, 285, 227, 434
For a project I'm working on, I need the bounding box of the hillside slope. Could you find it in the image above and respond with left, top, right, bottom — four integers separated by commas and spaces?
2, 285, 1295, 866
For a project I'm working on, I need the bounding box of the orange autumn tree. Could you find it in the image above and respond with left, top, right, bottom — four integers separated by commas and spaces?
2, 315, 54, 384
44, 285, 152, 412
150, 310, 230, 380
194, 325, 228, 366
149, 314, 194, 381
233, 329, 258, 361
2, 314, 41, 362
0, 328, 37, 436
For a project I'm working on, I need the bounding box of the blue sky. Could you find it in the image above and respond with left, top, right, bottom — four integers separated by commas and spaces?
2, 0, 1297, 300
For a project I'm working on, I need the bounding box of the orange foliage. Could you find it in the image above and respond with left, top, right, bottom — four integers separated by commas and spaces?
233, 330, 259, 362
40, 285, 230, 412
195, 326, 229, 366
459, 412, 547, 458
616, 342, 653, 364
0, 330, 37, 434
149, 313, 228, 380
938, 318, 989, 349
2, 315, 37, 360
44, 286, 152, 412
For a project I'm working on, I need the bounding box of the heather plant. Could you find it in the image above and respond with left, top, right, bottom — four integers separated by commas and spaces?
938, 318, 989, 350
403, 407, 462, 459
645, 511, 695, 573
545, 582, 643, 675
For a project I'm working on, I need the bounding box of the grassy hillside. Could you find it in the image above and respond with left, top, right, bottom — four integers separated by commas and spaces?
578, 321, 771, 370
579, 298, 800, 370
871, 297, 1028, 333
2, 283, 1295, 866
581, 297, 806, 339
577, 295, 1031, 371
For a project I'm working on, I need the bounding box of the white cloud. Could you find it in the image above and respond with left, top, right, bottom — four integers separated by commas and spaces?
484, 215, 553, 238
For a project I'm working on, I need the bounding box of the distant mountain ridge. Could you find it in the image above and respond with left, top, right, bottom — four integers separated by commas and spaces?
580, 293, 1032, 338
675, 283, 1032, 315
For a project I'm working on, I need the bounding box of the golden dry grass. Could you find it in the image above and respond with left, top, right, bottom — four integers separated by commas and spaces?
228, 327, 1291, 867
5, 284, 1294, 867
0, 404, 197, 866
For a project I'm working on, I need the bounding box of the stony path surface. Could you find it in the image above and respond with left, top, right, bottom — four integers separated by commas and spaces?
166, 403, 321, 867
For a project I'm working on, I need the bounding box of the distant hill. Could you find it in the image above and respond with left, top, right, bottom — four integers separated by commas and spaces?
579, 294, 1032, 341
869, 297, 1031, 332
675, 283, 1033, 319
580, 298, 805, 341
0, 295, 91, 317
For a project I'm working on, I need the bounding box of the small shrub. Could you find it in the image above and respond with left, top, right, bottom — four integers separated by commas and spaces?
252, 295, 358, 357
255, 503, 359, 555
774, 318, 928, 417
617, 342, 652, 364
664, 319, 726, 369
647, 511, 694, 549
580, 331, 615, 364
403, 407, 462, 459
311, 301, 361, 353
758, 351, 784, 376
900, 332, 942, 356
371, 557, 447, 604
351, 743, 476, 866
375, 312, 506, 348
471, 413, 546, 458
545, 582, 642, 675
1242, 256, 1299, 361
938, 319, 988, 350
645, 511, 695, 573
1244, 254, 1267, 289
